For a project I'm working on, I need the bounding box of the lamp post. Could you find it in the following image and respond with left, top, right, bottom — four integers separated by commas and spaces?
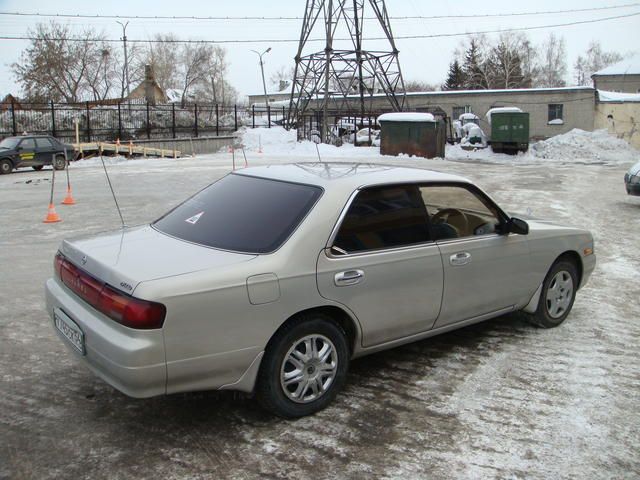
251, 47, 271, 108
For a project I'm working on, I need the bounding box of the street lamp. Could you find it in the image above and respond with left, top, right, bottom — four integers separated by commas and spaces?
251, 47, 271, 108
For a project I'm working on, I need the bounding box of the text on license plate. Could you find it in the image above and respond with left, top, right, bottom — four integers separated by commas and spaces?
54, 309, 85, 355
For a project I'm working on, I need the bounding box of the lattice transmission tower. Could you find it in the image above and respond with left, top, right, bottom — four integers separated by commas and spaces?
287, 0, 406, 142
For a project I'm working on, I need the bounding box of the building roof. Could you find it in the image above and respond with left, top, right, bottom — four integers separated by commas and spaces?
593, 54, 640, 77
234, 162, 469, 193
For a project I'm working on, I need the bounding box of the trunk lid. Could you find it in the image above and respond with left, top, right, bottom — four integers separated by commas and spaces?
60, 225, 256, 294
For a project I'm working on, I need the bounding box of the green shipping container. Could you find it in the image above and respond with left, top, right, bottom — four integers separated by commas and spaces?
378, 113, 446, 159
489, 112, 529, 154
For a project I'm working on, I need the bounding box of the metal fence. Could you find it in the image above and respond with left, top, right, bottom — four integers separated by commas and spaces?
0, 101, 292, 143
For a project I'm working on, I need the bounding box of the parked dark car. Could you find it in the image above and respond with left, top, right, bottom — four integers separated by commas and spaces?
624, 161, 640, 196
0, 135, 74, 174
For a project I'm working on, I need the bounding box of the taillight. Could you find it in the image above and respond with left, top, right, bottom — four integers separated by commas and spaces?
53, 252, 166, 329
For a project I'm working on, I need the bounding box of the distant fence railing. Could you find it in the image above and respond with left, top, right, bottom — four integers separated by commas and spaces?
0, 101, 292, 143
0, 100, 439, 144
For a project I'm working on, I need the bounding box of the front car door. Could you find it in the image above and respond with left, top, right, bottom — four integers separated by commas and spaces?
420, 183, 532, 328
16, 138, 37, 167
316, 184, 443, 348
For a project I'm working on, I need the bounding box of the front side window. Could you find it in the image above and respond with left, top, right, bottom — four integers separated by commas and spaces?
548, 104, 564, 122
333, 185, 429, 253
153, 174, 322, 254
19, 138, 36, 150
420, 185, 503, 241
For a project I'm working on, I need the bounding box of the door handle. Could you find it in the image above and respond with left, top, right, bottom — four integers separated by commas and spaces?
450, 252, 472, 266
334, 270, 364, 286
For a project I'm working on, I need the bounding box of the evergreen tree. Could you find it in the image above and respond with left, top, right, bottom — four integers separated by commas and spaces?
443, 60, 466, 90
462, 39, 486, 89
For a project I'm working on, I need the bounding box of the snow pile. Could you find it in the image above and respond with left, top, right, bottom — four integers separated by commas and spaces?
529, 129, 637, 163
598, 90, 640, 103
237, 126, 378, 159
377, 112, 435, 123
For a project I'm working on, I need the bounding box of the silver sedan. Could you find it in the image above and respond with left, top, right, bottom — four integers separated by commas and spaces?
45, 163, 595, 417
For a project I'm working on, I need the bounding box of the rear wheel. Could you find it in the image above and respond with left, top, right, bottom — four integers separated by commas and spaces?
53, 155, 66, 170
0, 159, 12, 175
527, 259, 578, 328
256, 314, 349, 418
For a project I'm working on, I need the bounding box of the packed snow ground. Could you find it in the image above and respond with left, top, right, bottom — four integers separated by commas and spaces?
1, 127, 639, 480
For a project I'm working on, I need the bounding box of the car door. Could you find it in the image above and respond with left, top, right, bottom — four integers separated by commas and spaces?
420, 183, 532, 328
16, 138, 37, 167
35, 137, 57, 165
316, 184, 443, 348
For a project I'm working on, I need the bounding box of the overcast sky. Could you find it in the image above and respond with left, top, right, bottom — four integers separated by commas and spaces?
0, 0, 638, 100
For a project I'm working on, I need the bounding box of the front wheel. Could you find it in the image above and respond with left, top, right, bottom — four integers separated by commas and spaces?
0, 159, 13, 175
527, 259, 578, 328
256, 315, 349, 418
53, 155, 66, 170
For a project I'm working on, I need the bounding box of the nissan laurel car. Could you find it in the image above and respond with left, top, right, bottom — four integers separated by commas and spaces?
0, 135, 73, 174
624, 161, 640, 196
45, 163, 596, 418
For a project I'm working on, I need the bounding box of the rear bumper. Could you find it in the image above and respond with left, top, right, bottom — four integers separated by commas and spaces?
45, 278, 166, 398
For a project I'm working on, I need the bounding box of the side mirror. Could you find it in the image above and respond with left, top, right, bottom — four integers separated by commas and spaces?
507, 217, 529, 235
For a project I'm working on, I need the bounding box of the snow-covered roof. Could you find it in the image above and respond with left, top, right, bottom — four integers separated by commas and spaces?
377, 112, 436, 123
486, 107, 523, 123
597, 90, 640, 103
459, 113, 479, 121
593, 54, 640, 76
403, 86, 594, 97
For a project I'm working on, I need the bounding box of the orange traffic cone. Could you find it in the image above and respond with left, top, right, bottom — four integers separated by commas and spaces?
43, 203, 61, 223
61, 186, 76, 205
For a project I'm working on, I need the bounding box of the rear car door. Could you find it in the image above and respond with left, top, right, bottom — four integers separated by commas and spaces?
16, 138, 37, 167
35, 137, 57, 165
316, 184, 443, 348
420, 183, 531, 328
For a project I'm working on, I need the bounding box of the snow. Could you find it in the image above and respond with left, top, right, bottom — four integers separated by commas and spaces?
593, 53, 640, 76
377, 112, 435, 123
548, 119, 565, 125
459, 113, 479, 122
598, 90, 640, 103
486, 107, 523, 124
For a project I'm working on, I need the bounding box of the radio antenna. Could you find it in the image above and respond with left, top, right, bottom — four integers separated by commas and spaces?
99, 147, 126, 228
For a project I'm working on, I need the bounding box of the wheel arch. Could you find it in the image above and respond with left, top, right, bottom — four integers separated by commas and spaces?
555, 250, 583, 287
268, 305, 360, 356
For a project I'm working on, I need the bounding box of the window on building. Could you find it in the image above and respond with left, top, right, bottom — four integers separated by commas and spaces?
452, 105, 471, 120
548, 104, 564, 122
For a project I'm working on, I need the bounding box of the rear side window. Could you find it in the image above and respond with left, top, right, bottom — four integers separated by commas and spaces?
334, 185, 429, 253
153, 174, 322, 254
35, 138, 55, 148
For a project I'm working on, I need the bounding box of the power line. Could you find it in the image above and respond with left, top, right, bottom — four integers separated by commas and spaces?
0, 11, 638, 45
0, 3, 638, 21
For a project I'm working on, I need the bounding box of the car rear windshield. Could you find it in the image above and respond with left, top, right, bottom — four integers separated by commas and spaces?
153, 174, 323, 254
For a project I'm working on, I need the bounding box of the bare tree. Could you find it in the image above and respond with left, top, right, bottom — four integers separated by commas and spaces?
485, 33, 532, 89
178, 42, 211, 107
269, 66, 294, 91
145, 34, 180, 92
404, 80, 438, 92
12, 22, 108, 102
574, 41, 624, 86
535, 33, 567, 88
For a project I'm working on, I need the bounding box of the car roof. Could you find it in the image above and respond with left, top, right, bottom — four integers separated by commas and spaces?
234, 162, 471, 193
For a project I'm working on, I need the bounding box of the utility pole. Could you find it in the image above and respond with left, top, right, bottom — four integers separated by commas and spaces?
251, 48, 272, 108
116, 21, 130, 98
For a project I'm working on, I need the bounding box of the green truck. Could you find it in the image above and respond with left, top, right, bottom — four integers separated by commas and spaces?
486, 108, 529, 154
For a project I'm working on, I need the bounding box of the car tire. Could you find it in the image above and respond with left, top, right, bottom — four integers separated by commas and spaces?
0, 159, 13, 175
527, 259, 578, 328
53, 155, 66, 171
32, 165, 44, 171
256, 314, 350, 418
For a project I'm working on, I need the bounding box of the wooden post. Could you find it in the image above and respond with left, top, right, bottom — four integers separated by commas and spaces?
74, 118, 80, 144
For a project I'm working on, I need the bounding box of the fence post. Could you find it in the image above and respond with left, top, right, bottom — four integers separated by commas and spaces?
216, 104, 219, 136
172, 103, 176, 139
252, 105, 255, 129
146, 102, 151, 139
117, 102, 123, 140
50, 101, 56, 137
86, 101, 91, 142
10, 100, 17, 136
194, 103, 199, 137
267, 105, 271, 129
234, 104, 238, 132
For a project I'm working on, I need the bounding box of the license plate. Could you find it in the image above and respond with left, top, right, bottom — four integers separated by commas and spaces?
54, 309, 85, 355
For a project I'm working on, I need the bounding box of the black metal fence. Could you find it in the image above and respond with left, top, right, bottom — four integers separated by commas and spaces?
0, 101, 292, 143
